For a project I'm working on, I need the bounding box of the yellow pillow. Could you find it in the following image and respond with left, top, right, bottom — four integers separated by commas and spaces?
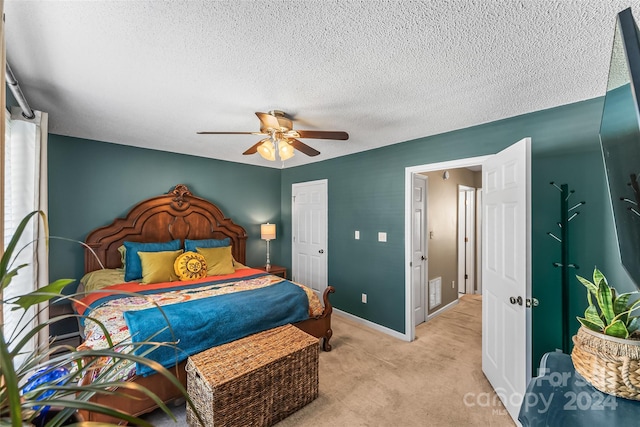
79, 268, 126, 292
138, 249, 183, 284
232, 257, 248, 270
117, 245, 126, 267
174, 251, 207, 281
197, 246, 235, 276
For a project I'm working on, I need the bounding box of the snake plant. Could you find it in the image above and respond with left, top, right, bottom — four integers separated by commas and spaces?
576, 267, 640, 339
1, 211, 204, 426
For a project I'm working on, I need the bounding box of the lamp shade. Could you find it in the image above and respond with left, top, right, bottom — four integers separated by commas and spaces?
278, 140, 295, 161
261, 223, 276, 240
257, 139, 276, 161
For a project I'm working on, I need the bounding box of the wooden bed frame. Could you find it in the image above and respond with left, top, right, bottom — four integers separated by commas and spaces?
81, 184, 334, 422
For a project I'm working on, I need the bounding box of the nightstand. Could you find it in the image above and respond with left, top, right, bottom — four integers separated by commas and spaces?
255, 265, 287, 279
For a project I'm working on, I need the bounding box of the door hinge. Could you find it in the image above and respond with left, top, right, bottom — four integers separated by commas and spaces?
465, 237, 469, 242
464, 274, 468, 279
410, 261, 413, 267
526, 298, 539, 308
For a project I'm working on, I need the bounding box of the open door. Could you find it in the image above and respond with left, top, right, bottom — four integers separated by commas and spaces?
482, 137, 531, 422
412, 174, 427, 325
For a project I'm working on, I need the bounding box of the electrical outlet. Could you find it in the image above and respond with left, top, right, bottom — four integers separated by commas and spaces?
361, 293, 367, 303
452, 281, 455, 289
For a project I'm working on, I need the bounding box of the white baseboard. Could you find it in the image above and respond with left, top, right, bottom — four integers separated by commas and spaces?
333, 297, 460, 342
333, 308, 410, 342
427, 298, 459, 321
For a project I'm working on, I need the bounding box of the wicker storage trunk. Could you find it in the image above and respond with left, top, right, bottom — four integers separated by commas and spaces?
186, 324, 319, 426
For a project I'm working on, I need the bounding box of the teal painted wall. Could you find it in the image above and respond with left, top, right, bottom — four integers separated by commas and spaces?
280, 97, 636, 367
47, 135, 282, 292
47, 97, 638, 368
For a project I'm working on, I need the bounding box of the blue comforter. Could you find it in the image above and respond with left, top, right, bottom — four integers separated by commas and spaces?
122, 280, 310, 376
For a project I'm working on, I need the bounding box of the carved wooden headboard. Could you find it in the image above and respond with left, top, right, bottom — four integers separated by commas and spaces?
84, 184, 248, 273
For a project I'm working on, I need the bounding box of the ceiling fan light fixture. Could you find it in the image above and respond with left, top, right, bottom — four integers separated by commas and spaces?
257, 140, 276, 161
198, 110, 349, 160
278, 139, 295, 161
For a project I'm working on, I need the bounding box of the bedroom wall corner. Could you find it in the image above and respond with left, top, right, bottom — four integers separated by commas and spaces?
47, 135, 282, 295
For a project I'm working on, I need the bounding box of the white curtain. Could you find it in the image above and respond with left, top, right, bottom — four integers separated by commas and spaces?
3, 106, 49, 367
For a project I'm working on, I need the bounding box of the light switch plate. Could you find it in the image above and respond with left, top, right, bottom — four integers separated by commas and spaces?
378, 232, 387, 242
355, 230, 360, 240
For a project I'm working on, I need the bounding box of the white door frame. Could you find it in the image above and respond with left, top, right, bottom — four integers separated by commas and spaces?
404, 155, 490, 341
458, 185, 476, 295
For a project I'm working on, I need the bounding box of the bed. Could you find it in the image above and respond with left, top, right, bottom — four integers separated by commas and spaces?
76, 184, 334, 422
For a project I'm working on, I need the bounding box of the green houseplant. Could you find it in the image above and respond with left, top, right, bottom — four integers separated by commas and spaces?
576, 267, 640, 339
0, 211, 203, 426
572, 267, 640, 400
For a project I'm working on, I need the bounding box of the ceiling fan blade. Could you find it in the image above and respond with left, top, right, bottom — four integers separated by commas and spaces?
197, 131, 264, 135
243, 138, 270, 155
255, 112, 281, 132
289, 138, 320, 156
295, 130, 349, 140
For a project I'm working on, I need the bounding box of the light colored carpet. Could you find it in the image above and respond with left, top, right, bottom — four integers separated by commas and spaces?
141, 294, 515, 426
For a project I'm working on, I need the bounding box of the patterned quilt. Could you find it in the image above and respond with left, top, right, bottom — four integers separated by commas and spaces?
75, 268, 323, 381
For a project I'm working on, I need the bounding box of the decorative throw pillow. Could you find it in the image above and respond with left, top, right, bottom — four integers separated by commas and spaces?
117, 245, 126, 267
232, 257, 248, 269
138, 249, 184, 284
79, 268, 126, 293
123, 239, 181, 281
196, 246, 235, 276
174, 251, 207, 281
184, 237, 231, 252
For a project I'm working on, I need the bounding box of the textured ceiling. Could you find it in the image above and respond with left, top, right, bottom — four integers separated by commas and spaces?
4, 0, 640, 169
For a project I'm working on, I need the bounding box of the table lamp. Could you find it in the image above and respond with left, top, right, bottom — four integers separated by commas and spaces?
261, 223, 276, 270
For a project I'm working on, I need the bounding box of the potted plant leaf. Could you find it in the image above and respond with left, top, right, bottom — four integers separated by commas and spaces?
0, 211, 204, 426
572, 267, 640, 400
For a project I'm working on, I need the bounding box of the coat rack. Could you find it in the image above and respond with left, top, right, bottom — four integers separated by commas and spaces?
547, 182, 585, 353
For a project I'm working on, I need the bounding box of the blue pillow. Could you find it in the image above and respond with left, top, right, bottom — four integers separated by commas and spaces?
123, 240, 181, 281
184, 237, 231, 252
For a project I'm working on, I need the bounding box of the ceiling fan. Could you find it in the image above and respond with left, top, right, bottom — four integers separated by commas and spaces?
197, 110, 349, 161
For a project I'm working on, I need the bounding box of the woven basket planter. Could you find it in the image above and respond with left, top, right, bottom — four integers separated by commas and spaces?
571, 326, 640, 400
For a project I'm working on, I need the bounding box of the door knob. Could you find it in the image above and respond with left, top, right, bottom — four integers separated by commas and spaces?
421, 255, 426, 260
526, 298, 539, 308
510, 297, 517, 304
509, 296, 523, 306
318, 249, 324, 254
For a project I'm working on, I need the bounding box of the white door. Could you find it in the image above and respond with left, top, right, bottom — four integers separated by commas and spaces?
412, 174, 427, 324
292, 180, 328, 297
458, 186, 476, 295
482, 137, 531, 422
